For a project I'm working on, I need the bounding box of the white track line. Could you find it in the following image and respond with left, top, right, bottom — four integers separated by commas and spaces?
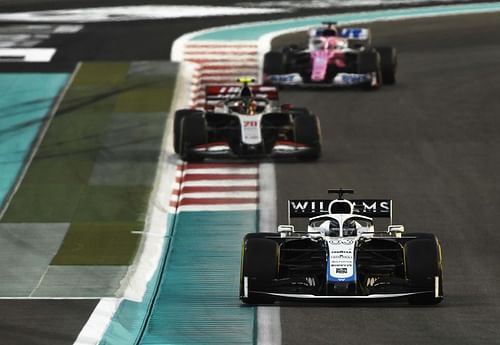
0, 48, 56, 62
258, 163, 280, 344
180, 180, 258, 187
172, 192, 258, 199
73, 298, 122, 344
177, 204, 258, 212
0, 6, 286, 23
184, 47, 258, 54
179, 167, 258, 174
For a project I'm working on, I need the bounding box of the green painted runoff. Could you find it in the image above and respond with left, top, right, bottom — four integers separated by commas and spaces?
1, 62, 176, 265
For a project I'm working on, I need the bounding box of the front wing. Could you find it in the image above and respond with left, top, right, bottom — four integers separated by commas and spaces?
187, 140, 317, 159
265, 72, 376, 88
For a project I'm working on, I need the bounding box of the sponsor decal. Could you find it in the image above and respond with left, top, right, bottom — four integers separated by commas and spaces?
334, 73, 371, 85
289, 199, 391, 218
239, 114, 263, 144
329, 239, 354, 245
339, 28, 369, 40
326, 238, 356, 283
243, 121, 258, 128
366, 277, 379, 287
268, 73, 302, 84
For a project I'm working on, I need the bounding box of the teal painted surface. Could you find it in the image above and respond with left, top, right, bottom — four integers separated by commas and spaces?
99, 252, 162, 345
101, 211, 256, 345
100, 213, 176, 345
139, 211, 255, 345
193, 2, 500, 41
0, 73, 69, 208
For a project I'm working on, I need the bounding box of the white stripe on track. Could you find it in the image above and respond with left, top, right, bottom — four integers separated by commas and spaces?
202, 62, 259, 67
181, 180, 258, 187
176, 167, 259, 175
0, 6, 286, 23
257, 307, 282, 345
257, 163, 281, 344
200, 75, 258, 82
177, 204, 258, 212
200, 69, 259, 76
172, 192, 258, 200
258, 163, 277, 233
73, 298, 126, 344
184, 42, 258, 47
0, 47, 56, 62
184, 48, 257, 54
184, 54, 258, 60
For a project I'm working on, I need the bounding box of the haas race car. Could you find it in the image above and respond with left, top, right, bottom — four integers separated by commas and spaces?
240, 189, 444, 305
174, 78, 321, 161
263, 22, 397, 89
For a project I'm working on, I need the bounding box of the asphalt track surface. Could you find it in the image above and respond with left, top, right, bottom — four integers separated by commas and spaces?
0, 4, 498, 345
273, 13, 500, 345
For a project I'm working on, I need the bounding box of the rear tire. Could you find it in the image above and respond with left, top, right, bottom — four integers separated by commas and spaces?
240, 238, 279, 304
375, 46, 397, 85
179, 114, 207, 162
174, 109, 204, 154
405, 234, 443, 305
293, 114, 321, 161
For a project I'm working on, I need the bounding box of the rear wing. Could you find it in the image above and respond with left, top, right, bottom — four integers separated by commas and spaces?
339, 28, 371, 47
287, 199, 392, 223
205, 85, 279, 108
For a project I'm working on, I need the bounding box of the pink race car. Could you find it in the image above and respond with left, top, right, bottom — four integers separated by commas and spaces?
263, 22, 397, 90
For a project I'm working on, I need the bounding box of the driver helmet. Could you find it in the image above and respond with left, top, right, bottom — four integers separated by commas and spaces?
322, 21, 338, 36
310, 37, 326, 51
317, 220, 340, 237
246, 99, 257, 115
322, 27, 337, 37
235, 97, 257, 115
343, 220, 359, 237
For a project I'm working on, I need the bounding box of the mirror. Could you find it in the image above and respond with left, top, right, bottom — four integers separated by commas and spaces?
387, 224, 405, 237
278, 224, 294, 237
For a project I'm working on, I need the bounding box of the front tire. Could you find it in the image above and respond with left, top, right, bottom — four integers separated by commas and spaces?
405, 234, 444, 305
179, 114, 207, 162
357, 50, 382, 90
375, 46, 397, 85
240, 238, 279, 304
293, 114, 321, 161
174, 109, 204, 154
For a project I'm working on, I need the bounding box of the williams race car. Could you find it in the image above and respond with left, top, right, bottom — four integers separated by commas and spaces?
240, 189, 443, 305
263, 22, 397, 89
174, 78, 321, 161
